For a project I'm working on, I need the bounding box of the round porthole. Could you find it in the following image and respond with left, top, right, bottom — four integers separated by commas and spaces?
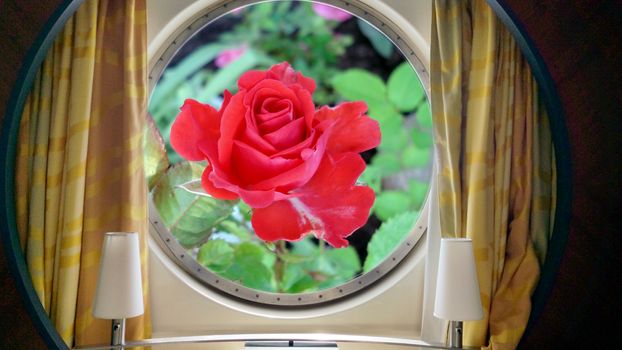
146, 0, 432, 306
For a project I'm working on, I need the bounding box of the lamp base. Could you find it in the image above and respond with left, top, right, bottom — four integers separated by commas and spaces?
449, 320, 463, 348
111, 318, 126, 347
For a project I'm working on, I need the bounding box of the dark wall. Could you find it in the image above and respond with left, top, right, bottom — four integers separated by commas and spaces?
0, 2, 67, 349
0, 0, 620, 349
502, 1, 622, 348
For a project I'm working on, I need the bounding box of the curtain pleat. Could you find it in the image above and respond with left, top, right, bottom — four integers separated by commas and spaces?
75, 0, 150, 345
431, 1, 555, 349
14, 0, 150, 347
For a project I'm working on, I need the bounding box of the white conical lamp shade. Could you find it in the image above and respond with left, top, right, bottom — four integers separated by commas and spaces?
433, 238, 483, 321
93, 232, 144, 319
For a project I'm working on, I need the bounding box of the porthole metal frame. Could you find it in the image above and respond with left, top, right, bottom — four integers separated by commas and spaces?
148, 0, 431, 307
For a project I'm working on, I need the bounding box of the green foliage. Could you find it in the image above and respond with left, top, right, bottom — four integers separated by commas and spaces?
412, 129, 434, 148
197, 239, 234, 274
283, 238, 362, 292
374, 191, 412, 221
378, 117, 409, 152
143, 116, 169, 190
148, 2, 356, 164
402, 145, 430, 168
197, 49, 273, 102
416, 102, 433, 129
150, 43, 230, 105
359, 165, 382, 193
371, 153, 401, 176
357, 19, 394, 59
387, 62, 426, 112
364, 211, 419, 272
331, 63, 433, 226
149, 49, 272, 164
152, 161, 363, 293
331, 69, 387, 107
151, 162, 234, 248
218, 2, 353, 105
408, 180, 429, 209
221, 242, 277, 292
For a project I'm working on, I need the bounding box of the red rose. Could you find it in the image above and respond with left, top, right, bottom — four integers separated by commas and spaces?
170, 62, 380, 247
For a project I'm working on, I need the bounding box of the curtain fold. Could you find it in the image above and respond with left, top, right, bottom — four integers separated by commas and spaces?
14, 0, 150, 347
430, 1, 555, 349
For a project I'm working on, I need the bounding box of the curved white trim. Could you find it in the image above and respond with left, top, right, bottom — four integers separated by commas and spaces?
147, 0, 431, 72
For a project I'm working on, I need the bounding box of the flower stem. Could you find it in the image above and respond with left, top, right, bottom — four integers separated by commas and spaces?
274, 240, 286, 292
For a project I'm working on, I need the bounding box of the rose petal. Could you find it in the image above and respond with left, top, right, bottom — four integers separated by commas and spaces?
238, 63, 316, 95
251, 127, 330, 192
240, 127, 277, 155
245, 81, 300, 114
263, 117, 306, 149
294, 87, 316, 129
258, 111, 294, 134
238, 70, 267, 91
249, 200, 305, 241
207, 167, 294, 208
170, 99, 220, 161
251, 153, 375, 247
219, 93, 247, 170
270, 131, 315, 159
259, 98, 291, 117
238, 188, 292, 208
231, 140, 301, 186
201, 164, 239, 200
315, 101, 381, 155
266, 62, 316, 94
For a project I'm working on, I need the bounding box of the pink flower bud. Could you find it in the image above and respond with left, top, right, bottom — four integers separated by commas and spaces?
215, 46, 247, 68
312, 3, 353, 22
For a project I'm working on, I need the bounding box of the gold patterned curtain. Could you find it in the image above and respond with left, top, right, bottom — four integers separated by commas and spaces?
14, 0, 150, 346
430, 0, 556, 349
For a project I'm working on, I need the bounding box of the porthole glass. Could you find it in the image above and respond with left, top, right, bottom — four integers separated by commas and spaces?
145, 0, 432, 306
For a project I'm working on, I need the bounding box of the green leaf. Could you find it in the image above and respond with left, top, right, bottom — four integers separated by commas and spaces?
149, 43, 231, 105
291, 237, 319, 256
368, 102, 402, 126
197, 49, 264, 103
222, 242, 276, 292
282, 264, 318, 293
402, 145, 431, 168
236, 201, 253, 221
331, 69, 387, 106
151, 161, 234, 248
371, 153, 401, 176
416, 101, 433, 129
412, 129, 434, 149
357, 19, 394, 59
143, 116, 169, 190
358, 165, 382, 193
378, 116, 409, 152
318, 247, 361, 289
374, 191, 412, 221
364, 211, 419, 272
408, 180, 429, 210
216, 220, 252, 242
387, 62, 426, 112
279, 252, 313, 264
323, 247, 361, 281
175, 179, 208, 196
197, 239, 234, 273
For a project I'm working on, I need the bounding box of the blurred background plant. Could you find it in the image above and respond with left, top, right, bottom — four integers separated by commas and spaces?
145, 1, 433, 294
